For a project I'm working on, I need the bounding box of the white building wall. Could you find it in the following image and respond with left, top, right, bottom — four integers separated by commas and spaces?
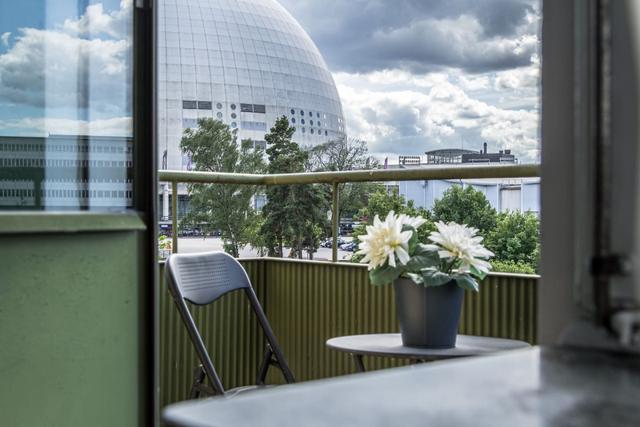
157, 0, 346, 173
399, 179, 541, 214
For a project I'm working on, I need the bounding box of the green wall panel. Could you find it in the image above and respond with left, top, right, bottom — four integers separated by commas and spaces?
0, 233, 143, 427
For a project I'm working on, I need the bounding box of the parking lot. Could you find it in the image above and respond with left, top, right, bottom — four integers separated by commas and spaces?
176, 236, 355, 261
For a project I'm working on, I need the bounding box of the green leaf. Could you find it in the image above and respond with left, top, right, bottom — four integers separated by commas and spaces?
470, 265, 487, 280
454, 274, 479, 292
420, 268, 452, 287
405, 244, 440, 271
369, 265, 404, 286
405, 272, 424, 285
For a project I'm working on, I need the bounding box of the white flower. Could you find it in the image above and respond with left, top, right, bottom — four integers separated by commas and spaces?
398, 214, 427, 230
357, 211, 413, 270
427, 221, 494, 275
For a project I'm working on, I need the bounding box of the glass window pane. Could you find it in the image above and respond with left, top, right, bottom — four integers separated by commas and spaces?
0, 0, 134, 211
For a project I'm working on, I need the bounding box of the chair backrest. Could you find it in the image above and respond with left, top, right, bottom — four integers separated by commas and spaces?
164, 251, 294, 396
166, 251, 251, 305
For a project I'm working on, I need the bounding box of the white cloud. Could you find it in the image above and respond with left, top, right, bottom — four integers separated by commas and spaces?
62, 0, 132, 39
334, 67, 540, 163
1, 32, 10, 47
0, 27, 131, 110
494, 63, 539, 90
0, 1, 132, 137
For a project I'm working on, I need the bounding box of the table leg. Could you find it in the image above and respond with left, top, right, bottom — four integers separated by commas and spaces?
352, 354, 366, 373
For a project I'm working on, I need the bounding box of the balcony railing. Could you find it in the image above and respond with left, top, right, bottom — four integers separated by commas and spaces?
159, 164, 539, 261
159, 259, 539, 407
157, 164, 540, 407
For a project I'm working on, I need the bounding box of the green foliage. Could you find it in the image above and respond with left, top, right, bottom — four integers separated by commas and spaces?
261, 116, 327, 258
244, 214, 268, 257
352, 184, 539, 275
158, 235, 172, 250
486, 211, 540, 269
432, 185, 497, 235
306, 137, 379, 219
180, 118, 266, 257
490, 260, 537, 275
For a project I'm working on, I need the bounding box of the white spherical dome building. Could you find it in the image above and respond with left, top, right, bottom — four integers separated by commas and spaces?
158, 0, 346, 171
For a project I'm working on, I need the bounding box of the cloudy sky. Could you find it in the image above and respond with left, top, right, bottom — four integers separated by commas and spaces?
0, 0, 540, 163
0, 0, 132, 138
280, 0, 541, 163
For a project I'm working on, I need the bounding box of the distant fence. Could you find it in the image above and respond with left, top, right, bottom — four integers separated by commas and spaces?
159, 259, 538, 407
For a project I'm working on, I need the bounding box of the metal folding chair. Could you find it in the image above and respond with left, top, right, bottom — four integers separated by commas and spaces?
165, 251, 295, 398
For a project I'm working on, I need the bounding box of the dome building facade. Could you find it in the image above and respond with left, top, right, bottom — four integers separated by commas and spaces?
157, 0, 346, 171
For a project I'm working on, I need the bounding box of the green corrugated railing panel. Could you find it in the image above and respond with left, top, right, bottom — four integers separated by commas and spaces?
158, 259, 538, 407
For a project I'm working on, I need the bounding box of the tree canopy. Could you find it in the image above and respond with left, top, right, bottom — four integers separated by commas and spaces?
306, 137, 380, 219
180, 118, 266, 257
261, 116, 326, 258
432, 185, 497, 235
486, 211, 540, 268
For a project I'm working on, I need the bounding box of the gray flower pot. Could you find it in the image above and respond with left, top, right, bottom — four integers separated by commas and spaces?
393, 278, 464, 348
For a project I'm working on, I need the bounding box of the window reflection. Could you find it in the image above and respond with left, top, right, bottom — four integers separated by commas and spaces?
0, 0, 133, 210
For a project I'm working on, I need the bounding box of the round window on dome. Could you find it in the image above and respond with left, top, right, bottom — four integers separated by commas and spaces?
216, 103, 223, 109
231, 113, 237, 119
302, 127, 306, 133
311, 129, 315, 134
310, 120, 314, 126
216, 112, 223, 119
231, 104, 236, 110
291, 109, 295, 115
300, 110, 304, 116
317, 112, 320, 118
325, 130, 328, 136
231, 122, 237, 128
292, 118, 296, 123
318, 121, 321, 127
301, 119, 305, 125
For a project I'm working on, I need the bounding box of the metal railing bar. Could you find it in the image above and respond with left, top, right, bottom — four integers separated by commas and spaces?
159, 164, 539, 186
332, 182, 339, 262
172, 181, 178, 253
159, 164, 540, 260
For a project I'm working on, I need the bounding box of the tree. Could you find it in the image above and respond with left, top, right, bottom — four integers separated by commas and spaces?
306, 137, 378, 172
486, 211, 540, 270
261, 116, 326, 258
306, 137, 379, 219
432, 185, 497, 236
180, 118, 266, 257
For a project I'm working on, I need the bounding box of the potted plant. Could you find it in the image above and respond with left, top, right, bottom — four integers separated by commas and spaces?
357, 211, 493, 348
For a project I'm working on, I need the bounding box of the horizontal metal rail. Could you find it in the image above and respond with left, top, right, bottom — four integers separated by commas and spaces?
159, 164, 539, 185
158, 164, 540, 259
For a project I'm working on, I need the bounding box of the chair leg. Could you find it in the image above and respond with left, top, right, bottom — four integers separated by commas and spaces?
189, 365, 206, 399
256, 344, 274, 385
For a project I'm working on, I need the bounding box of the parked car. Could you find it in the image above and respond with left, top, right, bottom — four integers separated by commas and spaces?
321, 237, 346, 248
340, 241, 358, 252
